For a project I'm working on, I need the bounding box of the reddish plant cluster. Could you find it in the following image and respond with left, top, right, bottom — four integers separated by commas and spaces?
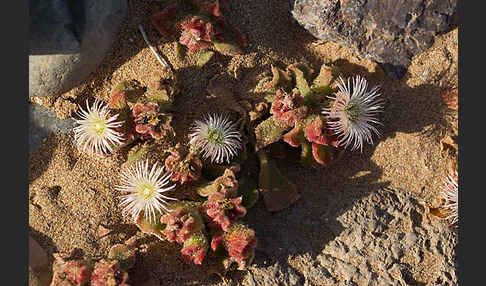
150, 0, 246, 56
50, 244, 136, 286
136, 168, 257, 270
254, 63, 343, 168
106, 77, 177, 147
179, 16, 222, 53
164, 144, 203, 185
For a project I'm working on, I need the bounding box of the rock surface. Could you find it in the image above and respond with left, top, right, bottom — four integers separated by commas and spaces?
29, 0, 128, 98
244, 188, 457, 286
291, 0, 457, 79
29, 103, 75, 153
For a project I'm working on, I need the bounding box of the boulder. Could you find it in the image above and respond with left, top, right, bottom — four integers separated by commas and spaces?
291, 0, 457, 79
29, 103, 76, 153
29, 0, 128, 98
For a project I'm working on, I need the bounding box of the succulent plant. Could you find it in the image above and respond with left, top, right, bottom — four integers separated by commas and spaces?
179, 16, 222, 53
253, 62, 347, 168
150, 0, 246, 66
160, 203, 206, 244
50, 254, 91, 286
257, 149, 300, 212
222, 223, 257, 270
181, 231, 210, 265
107, 244, 136, 271
202, 195, 247, 232
164, 144, 203, 185
132, 102, 174, 141
90, 259, 130, 286
196, 168, 239, 199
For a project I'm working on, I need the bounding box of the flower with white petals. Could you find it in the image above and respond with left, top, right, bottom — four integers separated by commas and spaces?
322, 75, 384, 152
440, 171, 458, 226
116, 160, 177, 223
189, 114, 242, 164
73, 99, 124, 156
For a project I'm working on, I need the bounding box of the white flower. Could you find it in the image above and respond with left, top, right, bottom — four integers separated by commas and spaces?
189, 114, 242, 164
322, 75, 384, 152
441, 171, 458, 226
116, 160, 177, 223
73, 98, 124, 156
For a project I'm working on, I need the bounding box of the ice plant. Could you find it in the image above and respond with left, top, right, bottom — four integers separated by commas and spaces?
180, 231, 209, 265
189, 114, 242, 164
90, 259, 130, 286
164, 144, 203, 185
50, 254, 90, 286
116, 159, 177, 223
322, 75, 384, 152
222, 223, 258, 270
179, 16, 220, 53
270, 89, 307, 127
203, 196, 247, 232
440, 171, 458, 226
160, 205, 205, 244
73, 98, 124, 156
132, 102, 173, 140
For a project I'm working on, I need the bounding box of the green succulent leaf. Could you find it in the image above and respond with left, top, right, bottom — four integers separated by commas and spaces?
197, 50, 215, 68
257, 150, 300, 212
254, 116, 289, 150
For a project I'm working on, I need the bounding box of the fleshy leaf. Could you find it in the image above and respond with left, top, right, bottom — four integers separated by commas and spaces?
289, 66, 311, 98
238, 177, 259, 209
107, 244, 135, 271
312, 63, 334, 88
282, 122, 306, 147
134, 211, 166, 241
212, 40, 243, 56
113, 80, 145, 103
123, 144, 153, 168
300, 141, 321, 169
257, 150, 300, 212
254, 116, 289, 151
197, 50, 215, 67
265, 65, 292, 91
288, 62, 314, 83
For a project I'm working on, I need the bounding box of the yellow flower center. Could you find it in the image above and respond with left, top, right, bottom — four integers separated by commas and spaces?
139, 183, 155, 200
92, 120, 106, 135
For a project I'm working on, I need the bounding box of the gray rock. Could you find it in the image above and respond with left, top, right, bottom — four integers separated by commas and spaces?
242, 187, 457, 286
29, 103, 75, 153
291, 0, 457, 79
29, 0, 128, 98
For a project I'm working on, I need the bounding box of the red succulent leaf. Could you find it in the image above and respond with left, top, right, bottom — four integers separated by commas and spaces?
282, 123, 305, 147
132, 102, 174, 140
305, 116, 339, 147
270, 89, 307, 127
210, 231, 224, 251
180, 233, 208, 265
203, 197, 247, 232
90, 259, 129, 286
164, 145, 203, 185
224, 225, 257, 267
192, 0, 223, 19
311, 143, 333, 166
108, 90, 127, 110
160, 207, 204, 245
179, 16, 220, 52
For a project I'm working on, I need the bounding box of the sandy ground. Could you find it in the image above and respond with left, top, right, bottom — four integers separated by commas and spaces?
29, 0, 458, 285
